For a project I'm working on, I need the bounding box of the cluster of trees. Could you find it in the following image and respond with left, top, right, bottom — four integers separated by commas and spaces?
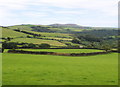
22, 43, 50, 49
74, 30, 118, 37
31, 26, 56, 33
71, 34, 118, 52
2, 37, 13, 41
2, 42, 51, 52
2, 42, 18, 49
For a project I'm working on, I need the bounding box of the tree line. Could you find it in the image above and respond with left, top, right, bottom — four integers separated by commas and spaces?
2, 42, 51, 53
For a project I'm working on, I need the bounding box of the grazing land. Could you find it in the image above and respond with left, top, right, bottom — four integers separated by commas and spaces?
2, 53, 118, 85
2, 28, 28, 38
1, 24, 119, 85
10, 38, 66, 47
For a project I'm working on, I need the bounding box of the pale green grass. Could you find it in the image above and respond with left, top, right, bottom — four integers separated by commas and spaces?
10, 38, 66, 46
8, 25, 33, 31
20, 49, 104, 53
41, 37, 72, 41
2, 28, 27, 38
27, 31, 72, 38
2, 53, 118, 85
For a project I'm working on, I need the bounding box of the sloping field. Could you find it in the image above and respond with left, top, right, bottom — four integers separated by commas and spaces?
27, 31, 72, 38
2, 53, 118, 85
2, 28, 28, 38
8, 25, 33, 31
10, 38, 66, 46
41, 37, 72, 41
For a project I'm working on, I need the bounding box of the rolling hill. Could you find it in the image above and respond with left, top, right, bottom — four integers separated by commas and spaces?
1, 24, 118, 48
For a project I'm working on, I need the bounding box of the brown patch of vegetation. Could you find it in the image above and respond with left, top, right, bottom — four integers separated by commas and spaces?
8, 49, 111, 56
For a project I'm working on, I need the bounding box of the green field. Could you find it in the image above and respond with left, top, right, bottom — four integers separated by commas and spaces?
20, 49, 104, 53
1, 24, 119, 85
27, 30, 72, 38
2, 53, 118, 85
2, 28, 28, 38
10, 38, 66, 46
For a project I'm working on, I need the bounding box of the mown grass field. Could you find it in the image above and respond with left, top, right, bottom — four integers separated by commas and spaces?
21, 49, 104, 53
2, 52, 118, 85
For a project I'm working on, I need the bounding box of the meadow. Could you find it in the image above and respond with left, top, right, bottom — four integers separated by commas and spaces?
1, 24, 119, 85
10, 38, 66, 47
27, 30, 72, 38
2, 52, 118, 85
2, 28, 28, 38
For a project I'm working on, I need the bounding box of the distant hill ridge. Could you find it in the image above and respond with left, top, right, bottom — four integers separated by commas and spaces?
1, 23, 117, 30
49, 23, 116, 29
49, 23, 92, 29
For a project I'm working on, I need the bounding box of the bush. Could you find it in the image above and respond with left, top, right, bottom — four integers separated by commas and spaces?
27, 43, 36, 48
21, 43, 36, 48
72, 38, 81, 44
2, 48, 4, 53
101, 44, 112, 52
39, 43, 50, 48
2, 42, 18, 49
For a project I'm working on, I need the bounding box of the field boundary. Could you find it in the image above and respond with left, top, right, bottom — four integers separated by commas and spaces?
8, 49, 112, 56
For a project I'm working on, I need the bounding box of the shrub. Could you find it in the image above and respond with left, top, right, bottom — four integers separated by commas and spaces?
27, 43, 36, 48
2, 42, 18, 49
2, 48, 4, 53
39, 43, 50, 48
22, 43, 36, 48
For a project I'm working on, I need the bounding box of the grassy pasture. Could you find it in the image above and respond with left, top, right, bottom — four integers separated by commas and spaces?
26, 31, 72, 38
20, 49, 104, 53
8, 25, 33, 31
2, 53, 118, 85
10, 38, 66, 46
2, 28, 28, 38
41, 37, 72, 41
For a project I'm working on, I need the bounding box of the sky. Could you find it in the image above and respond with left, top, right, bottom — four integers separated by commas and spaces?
0, 0, 119, 27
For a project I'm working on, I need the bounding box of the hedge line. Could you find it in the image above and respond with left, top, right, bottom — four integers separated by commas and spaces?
8, 50, 111, 56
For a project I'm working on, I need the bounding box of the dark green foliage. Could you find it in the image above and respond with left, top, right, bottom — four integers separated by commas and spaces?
14, 29, 20, 32
31, 26, 55, 33
72, 38, 81, 44
101, 44, 112, 52
2, 48, 4, 53
6, 37, 11, 41
72, 30, 118, 49
27, 35, 32, 38
21, 43, 36, 48
75, 30, 118, 37
20, 30, 41, 37
27, 43, 36, 48
2, 42, 18, 49
39, 43, 50, 48
76, 35, 101, 42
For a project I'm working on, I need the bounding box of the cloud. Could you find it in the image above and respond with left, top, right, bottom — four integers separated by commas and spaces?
0, 0, 119, 27
55, 10, 86, 15
36, 0, 118, 9
0, 0, 29, 10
